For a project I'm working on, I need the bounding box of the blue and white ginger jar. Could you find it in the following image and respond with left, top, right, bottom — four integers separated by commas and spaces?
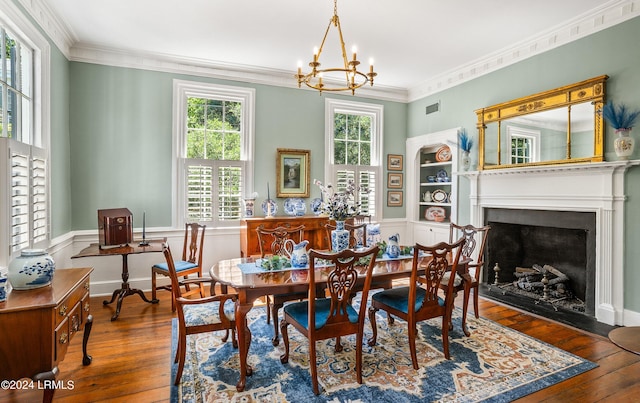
8, 249, 55, 290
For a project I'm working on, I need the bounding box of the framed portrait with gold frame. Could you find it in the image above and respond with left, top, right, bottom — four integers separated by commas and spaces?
276, 148, 310, 198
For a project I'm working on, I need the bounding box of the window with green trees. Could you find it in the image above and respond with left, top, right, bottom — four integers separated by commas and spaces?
326, 99, 383, 220
174, 81, 254, 226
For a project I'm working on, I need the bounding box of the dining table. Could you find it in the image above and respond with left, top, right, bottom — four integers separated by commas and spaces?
210, 250, 471, 392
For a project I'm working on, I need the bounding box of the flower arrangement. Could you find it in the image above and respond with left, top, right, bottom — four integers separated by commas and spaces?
314, 179, 365, 221
458, 129, 473, 152
601, 101, 640, 131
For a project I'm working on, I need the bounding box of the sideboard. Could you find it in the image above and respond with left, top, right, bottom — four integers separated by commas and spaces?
240, 215, 331, 257
0, 267, 93, 403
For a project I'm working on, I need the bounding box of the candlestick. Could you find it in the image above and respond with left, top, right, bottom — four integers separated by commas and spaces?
139, 211, 149, 246
267, 182, 270, 200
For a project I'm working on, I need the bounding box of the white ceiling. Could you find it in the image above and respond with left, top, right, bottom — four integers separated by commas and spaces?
39, 0, 632, 99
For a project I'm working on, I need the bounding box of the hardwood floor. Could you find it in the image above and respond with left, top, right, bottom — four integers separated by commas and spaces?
1, 289, 639, 402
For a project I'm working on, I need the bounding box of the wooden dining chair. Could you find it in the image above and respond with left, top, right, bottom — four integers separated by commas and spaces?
441, 223, 491, 323
151, 223, 206, 311
256, 224, 306, 345
280, 246, 379, 395
162, 245, 237, 385
368, 238, 466, 369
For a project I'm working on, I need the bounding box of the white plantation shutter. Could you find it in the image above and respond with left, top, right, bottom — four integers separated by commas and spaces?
217, 165, 242, 220
358, 169, 376, 217
1, 138, 48, 256
11, 150, 30, 252
184, 159, 243, 224
335, 167, 378, 218
186, 163, 214, 221
31, 148, 47, 244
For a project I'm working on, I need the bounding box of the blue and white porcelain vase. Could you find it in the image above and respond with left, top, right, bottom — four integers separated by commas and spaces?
385, 233, 400, 258
8, 249, 55, 290
331, 221, 350, 252
243, 198, 256, 217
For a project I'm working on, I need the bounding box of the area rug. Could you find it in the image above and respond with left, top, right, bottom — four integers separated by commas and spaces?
170, 303, 597, 402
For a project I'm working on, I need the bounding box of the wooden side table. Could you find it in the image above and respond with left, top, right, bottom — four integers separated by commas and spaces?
72, 239, 165, 320
0, 267, 93, 403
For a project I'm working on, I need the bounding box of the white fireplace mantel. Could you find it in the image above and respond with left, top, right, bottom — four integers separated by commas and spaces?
460, 161, 640, 326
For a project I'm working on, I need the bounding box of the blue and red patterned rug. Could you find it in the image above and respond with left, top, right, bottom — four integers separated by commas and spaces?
170, 303, 596, 402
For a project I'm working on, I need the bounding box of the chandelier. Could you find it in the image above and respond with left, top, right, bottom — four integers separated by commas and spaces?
295, 0, 377, 95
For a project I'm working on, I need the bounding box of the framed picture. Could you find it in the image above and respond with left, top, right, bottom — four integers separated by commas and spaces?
387, 154, 403, 171
276, 148, 310, 198
387, 191, 403, 207
387, 173, 403, 188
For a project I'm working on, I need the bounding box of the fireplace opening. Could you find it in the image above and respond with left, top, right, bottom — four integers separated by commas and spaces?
480, 208, 596, 325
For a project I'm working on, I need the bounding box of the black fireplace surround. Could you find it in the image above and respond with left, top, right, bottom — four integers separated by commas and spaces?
481, 208, 596, 318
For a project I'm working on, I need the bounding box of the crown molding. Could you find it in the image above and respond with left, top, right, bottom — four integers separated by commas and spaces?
16, 0, 75, 58
17, 0, 639, 104
68, 45, 409, 102
407, 0, 640, 102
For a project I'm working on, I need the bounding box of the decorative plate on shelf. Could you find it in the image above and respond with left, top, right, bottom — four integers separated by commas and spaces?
283, 198, 306, 216
310, 198, 323, 215
261, 199, 278, 216
431, 189, 448, 203
435, 145, 452, 162
425, 206, 446, 221
436, 168, 448, 178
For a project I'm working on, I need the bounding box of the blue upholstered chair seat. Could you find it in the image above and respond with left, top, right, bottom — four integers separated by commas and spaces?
284, 297, 359, 330
183, 300, 235, 326
372, 286, 444, 314
440, 271, 463, 287
153, 260, 198, 273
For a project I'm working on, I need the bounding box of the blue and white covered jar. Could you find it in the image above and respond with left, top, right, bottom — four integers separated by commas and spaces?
8, 249, 55, 290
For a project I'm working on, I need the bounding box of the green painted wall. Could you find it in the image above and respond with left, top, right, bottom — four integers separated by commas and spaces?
68, 65, 407, 230
407, 16, 640, 312
49, 46, 72, 238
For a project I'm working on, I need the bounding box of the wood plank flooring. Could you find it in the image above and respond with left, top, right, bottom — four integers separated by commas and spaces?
1, 290, 639, 402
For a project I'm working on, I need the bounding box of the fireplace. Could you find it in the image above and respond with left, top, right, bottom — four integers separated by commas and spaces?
462, 161, 637, 326
483, 208, 596, 320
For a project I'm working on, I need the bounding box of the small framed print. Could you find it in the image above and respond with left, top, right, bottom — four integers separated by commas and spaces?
387, 173, 403, 189
387, 191, 403, 207
387, 154, 403, 171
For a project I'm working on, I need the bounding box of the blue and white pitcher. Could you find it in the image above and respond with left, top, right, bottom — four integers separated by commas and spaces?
289, 240, 309, 268
385, 233, 400, 258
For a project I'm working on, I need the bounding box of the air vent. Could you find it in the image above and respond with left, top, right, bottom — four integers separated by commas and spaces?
425, 102, 440, 115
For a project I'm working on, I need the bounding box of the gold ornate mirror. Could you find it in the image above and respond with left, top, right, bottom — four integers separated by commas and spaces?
476, 75, 608, 170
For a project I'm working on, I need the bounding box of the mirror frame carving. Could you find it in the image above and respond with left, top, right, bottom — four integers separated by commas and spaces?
475, 75, 608, 170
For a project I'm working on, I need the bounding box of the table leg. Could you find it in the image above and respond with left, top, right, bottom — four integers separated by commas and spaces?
82, 314, 93, 365
103, 255, 154, 320
461, 280, 472, 337
235, 299, 253, 392
33, 366, 58, 403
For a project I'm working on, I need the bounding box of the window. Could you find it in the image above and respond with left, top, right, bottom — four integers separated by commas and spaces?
325, 99, 383, 220
173, 80, 254, 227
507, 126, 540, 164
0, 5, 50, 266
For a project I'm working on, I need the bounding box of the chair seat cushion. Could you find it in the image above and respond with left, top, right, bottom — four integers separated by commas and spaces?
284, 297, 358, 330
372, 286, 444, 314
153, 260, 198, 273
440, 271, 463, 287
183, 299, 235, 326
